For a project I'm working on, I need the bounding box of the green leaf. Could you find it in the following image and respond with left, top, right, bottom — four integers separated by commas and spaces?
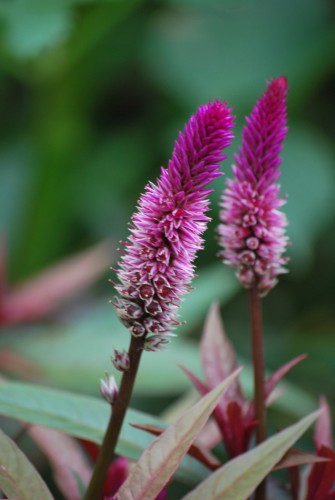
0, 428, 54, 500
0, 303, 316, 413
0, 313, 202, 395
0, 381, 111, 443
183, 411, 319, 500
117, 370, 242, 500
0, 381, 209, 486
0, 264, 238, 396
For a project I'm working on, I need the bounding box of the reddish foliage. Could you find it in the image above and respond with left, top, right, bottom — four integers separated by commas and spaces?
130, 423, 221, 470
306, 446, 335, 500
182, 304, 305, 459
81, 440, 168, 499
0, 241, 111, 326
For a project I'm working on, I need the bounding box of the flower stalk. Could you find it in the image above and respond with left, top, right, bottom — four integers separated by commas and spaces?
84, 335, 143, 500
249, 287, 266, 500
85, 101, 234, 498
217, 77, 288, 500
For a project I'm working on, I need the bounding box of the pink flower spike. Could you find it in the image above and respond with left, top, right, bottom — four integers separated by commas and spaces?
218, 77, 289, 296
113, 102, 234, 342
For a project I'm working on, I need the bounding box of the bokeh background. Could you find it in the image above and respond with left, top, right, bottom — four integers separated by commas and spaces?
0, 0, 335, 494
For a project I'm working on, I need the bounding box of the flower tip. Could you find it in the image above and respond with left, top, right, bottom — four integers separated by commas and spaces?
268, 76, 288, 96
204, 99, 235, 124
277, 75, 288, 86
218, 77, 289, 295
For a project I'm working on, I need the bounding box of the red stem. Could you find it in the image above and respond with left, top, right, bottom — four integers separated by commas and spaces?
249, 287, 266, 500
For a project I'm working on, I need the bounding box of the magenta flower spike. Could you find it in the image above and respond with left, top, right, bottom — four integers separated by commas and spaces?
218, 77, 289, 296
113, 102, 234, 347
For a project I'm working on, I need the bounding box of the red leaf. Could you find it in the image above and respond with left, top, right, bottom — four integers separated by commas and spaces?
81, 439, 100, 462
247, 354, 307, 420
315, 396, 333, 450
307, 446, 335, 500
130, 423, 221, 470
181, 306, 254, 458
265, 354, 307, 401
200, 303, 245, 409
179, 365, 209, 397
1, 240, 112, 324
290, 465, 300, 500
219, 401, 257, 458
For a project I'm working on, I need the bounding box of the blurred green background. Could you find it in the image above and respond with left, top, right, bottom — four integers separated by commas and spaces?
1, 0, 335, 440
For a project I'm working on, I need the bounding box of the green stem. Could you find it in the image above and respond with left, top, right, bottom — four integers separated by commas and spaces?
249, 287, 266, 500
84, 335, 144, 500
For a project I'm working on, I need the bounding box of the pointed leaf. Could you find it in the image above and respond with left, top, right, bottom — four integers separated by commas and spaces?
183, 411, 319, 500
180, 364, 254, 458
0, 428, 54, 500
116, 369, 242, 500
160, 390, 222, 451
28, 426, 92, 500
315, 396, 333, 449
274, 447, 329, 470
179, 365, 209, 397
200, 303, 244, 407
265, 354, 307, 402
247, 354, 307, 420
130, 424, 220, 470
0, 381, 208, 486
2, 240, 112, 324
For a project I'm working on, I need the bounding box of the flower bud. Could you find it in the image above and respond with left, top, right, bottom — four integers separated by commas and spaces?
111, 348, 130, 372
100, 373, 118, 405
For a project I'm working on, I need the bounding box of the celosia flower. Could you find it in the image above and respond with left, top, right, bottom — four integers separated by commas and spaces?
113, 102, 234, 346
217, 77, 289, 295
